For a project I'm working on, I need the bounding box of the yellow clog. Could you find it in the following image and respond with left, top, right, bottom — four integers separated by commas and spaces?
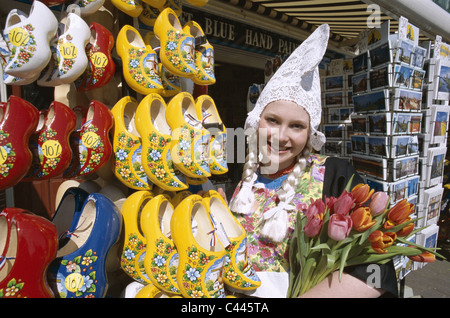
195, 95, 228, 174
135, 93, 188, 191
166, 92, 211, 178
111, 0, 143, 17
144, 32, 181, 97
116, 25, 163, 95
139, 2, 159, 27
171, 194, 226, 298
203, 190, 261, 291
141, 195, 181, 295
111, 96, 152, 190
120, 190, 154, 284
153, 8, 196, 78
183, 21, 216, 85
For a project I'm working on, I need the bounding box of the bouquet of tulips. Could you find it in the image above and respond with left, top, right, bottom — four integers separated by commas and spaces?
287, 176, 444, 297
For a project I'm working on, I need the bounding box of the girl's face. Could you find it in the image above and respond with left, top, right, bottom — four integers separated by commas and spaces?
258, 100, 310, 174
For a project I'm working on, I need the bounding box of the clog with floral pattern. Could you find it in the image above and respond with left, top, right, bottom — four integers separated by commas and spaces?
166, 92, 211, 179
111, 96, 151, 190
25, 102, 76, 180
202, 190, 261, 291
153, 8, 196, 78
144, 33, 181, 98
3, 1, 58, 78
0, 96, 39, 190
171, 194, 226, 298
120, 190, 153, 284
141, 194, 181, 295
75, 100, 113, 177
77, 22, 115, 91
183, 21, 215, 85
116, 25, 163, 95
49, 12, 90, 85
195, 95, 227, 174
135, 93, 188, 192
47, 193, 121, 298
0, 208, 58, 298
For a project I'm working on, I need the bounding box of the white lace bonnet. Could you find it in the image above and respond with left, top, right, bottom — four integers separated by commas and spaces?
244, 24, 330, 151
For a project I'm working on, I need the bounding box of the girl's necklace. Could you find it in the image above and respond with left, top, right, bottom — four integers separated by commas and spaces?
267, 161, 295, 179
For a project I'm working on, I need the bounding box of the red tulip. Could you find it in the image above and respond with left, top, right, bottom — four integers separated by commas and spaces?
351, 206, 376, 232
328, 214, 352, 241
369, 191, 389, 216
304, 198, 326, 237
351, 183, 374, 205
369, 230, 397, 254
332, 191, 355, 215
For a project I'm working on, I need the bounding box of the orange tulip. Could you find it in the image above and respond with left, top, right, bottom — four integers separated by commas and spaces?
396, 217, 415, 237
368, 230, 397, 254
351, 184, 374, 205
384, 199, 414, 230
409, 250, 436, 263
351, 206, 376, 232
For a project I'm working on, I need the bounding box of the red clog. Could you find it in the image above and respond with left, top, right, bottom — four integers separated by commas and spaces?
0, 96, 39, 190
63, 101, 113, 178
77, 22, 115, 91
0, 208, 58, 298
26, 102, 77, 180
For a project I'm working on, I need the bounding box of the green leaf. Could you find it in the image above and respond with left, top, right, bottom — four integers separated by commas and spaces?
344, 174, 355, 192
338, 242, 353, 281
310, 243, 331, 252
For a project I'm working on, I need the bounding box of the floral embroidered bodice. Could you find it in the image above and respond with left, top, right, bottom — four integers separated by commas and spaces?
232, 154, 327, 273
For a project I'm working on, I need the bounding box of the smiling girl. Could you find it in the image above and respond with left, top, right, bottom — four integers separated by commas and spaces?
228, 24, 398, 298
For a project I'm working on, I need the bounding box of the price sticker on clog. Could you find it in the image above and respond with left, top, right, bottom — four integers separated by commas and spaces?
42, 140, 62, 158
91, 52, 108, 68
65, 273, 84, 292
59, 42, 78, 59
8, 27, 30, 47
82, 131, 100, 148
0, 146, 8, 165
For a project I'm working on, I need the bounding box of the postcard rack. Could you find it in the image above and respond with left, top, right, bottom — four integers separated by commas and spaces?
320, 17, 450, 279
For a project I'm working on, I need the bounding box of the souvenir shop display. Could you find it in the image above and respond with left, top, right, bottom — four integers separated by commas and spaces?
0, 0, 447, 299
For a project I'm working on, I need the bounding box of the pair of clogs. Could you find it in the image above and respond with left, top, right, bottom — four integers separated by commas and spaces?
111, 94, 188, 191
167, 92, 228, 178
170, 190, 260, 298
0, 208, 58, 298
63, 100, 113, 178
1, 1, 58, 85
37, 7, 90, 87
154, 8, 215, 85
47, 187, 122, 298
